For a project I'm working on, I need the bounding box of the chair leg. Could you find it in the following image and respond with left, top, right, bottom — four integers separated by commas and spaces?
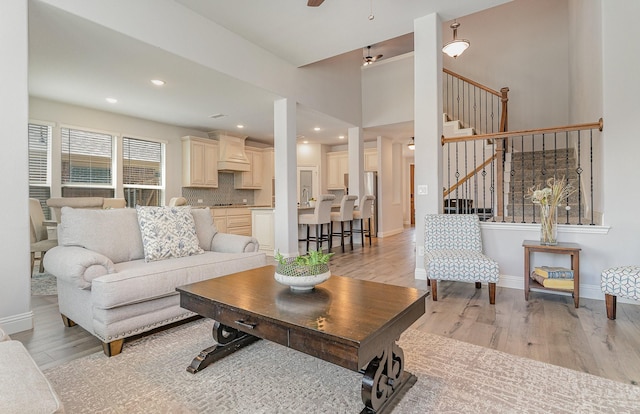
430, 279, 438, 301
605, 294, 617, 320
340, 221, 345, 253
348, 220, 353, 250
316, 224, 321, 252
306, 225, 310, 252
475, 282, 482, 289
368, 217, 372, 245
30, 252, 35, 276
360, 218, 365, 246
39, 251, 46, 273
489, 282, 496, 305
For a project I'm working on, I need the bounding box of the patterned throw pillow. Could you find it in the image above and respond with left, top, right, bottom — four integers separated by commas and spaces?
136, 206, 204, 262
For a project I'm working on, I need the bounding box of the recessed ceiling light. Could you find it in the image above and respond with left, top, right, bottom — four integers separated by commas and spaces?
236, 124, 244, 129
314, 127, 321, 131
106, 97, 118, 104
339, 135, 345, 139
303, 140, 309, 144
150, 79, 165, 86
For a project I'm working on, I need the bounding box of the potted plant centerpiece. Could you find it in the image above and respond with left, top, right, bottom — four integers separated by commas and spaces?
274, 250, 334, 291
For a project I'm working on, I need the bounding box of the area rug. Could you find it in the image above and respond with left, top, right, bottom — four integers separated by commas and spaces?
31, 271, 57, 296
43, 319, 640, 413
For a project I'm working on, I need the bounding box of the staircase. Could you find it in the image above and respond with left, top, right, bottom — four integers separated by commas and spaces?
443, 114, 474, 137
505, 148, 583, 224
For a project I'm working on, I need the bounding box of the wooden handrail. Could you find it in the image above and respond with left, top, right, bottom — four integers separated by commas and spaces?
444, 154, 498, 197
442, 118, 603, 145
443, 68, 502, 97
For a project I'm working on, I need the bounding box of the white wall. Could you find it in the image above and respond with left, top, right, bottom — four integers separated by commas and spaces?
445, 0, 570, 131
29, 97, 208, 201
568, 0, 604, 215
377, 137, 405, 236
362, 54, 415, 128
0, 0, 32, 334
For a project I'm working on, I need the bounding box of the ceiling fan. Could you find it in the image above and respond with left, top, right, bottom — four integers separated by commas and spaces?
362, 46, 383, 66
307, 0, 325, 6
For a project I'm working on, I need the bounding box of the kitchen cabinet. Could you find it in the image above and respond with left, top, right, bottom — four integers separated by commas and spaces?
327, 151, 348, 190
181, 136, 218, 188
211, 208, 227, 233
364, 148, 378, 172
210, 207, 252, 236
251, 208, 275, 255
234, 147, 263, 189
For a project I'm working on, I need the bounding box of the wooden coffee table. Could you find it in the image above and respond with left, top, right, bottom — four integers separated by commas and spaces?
177, 265, 427, 413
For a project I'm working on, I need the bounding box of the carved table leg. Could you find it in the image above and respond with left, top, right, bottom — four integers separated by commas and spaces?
360, 341, 416, 413
187, 321, 259, 374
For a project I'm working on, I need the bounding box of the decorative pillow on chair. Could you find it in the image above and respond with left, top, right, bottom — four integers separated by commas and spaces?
136, 206, 204, 262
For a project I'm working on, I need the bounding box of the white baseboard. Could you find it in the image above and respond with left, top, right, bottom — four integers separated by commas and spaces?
378, 227, 404, 238
0, 311, 34, 335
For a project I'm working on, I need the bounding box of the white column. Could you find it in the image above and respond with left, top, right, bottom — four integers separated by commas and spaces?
0, 0, 33, 334
273, 98, 299, 257
414, 13, 443, 279
347, 126, 364, 199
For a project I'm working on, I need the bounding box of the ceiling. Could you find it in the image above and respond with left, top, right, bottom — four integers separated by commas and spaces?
28, 0, 510, 146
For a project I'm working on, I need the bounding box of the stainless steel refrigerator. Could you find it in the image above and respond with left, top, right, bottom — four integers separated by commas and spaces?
363, 171, 378, 237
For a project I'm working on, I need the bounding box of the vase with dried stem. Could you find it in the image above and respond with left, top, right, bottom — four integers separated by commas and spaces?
527, 176, 576, 245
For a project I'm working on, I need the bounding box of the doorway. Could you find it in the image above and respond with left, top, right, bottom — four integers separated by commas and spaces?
410, 164, 415, 226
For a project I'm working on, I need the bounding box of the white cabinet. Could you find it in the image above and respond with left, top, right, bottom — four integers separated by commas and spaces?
234, 148, 263, 189
211, 208, 227, 233
327, 151, 348, 190
181, 136, 218, 188
210, 207, 252, 236
364, 148, 378, 172
251, 208, 275, 255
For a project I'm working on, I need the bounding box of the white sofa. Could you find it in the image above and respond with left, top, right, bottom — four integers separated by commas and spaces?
44, 206, 266, 356
0, 326, 65, 413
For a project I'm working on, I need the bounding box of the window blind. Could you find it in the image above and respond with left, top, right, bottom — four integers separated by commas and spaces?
123, 137, 162, 186
61, 127, 113, 185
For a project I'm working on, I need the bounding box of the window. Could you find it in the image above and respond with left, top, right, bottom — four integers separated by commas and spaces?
28, 122, 52, 219
61, 127, 114, 198
122, 136, 164, 207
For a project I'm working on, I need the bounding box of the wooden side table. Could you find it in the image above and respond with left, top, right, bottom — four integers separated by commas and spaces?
522, 240, 581, 308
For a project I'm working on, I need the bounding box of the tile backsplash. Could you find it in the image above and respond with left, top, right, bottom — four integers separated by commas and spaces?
181, 173, 255, 205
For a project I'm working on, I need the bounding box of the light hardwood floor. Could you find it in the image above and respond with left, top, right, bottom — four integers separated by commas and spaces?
15, 227, 640, 387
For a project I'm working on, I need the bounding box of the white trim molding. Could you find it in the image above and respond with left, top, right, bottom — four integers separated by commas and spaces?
0, 311, 34, 335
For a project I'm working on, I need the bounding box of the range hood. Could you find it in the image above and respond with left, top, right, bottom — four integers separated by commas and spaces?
208, 132, 250, 172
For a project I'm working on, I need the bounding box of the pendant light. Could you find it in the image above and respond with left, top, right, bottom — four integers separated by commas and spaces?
408, 137, 415, 151
442, 21, 470, 58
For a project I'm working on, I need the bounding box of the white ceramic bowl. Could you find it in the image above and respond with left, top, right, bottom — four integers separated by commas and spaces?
274, 271, 331, 292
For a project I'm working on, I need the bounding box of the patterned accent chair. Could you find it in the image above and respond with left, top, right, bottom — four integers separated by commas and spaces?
424, 214, 499, 304
600, 266, 640, 320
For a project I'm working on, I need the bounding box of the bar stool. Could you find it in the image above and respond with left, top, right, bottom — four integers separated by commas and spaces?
353, 195, 375, 246
299, 194, 335, 252
330, 195, 358, 253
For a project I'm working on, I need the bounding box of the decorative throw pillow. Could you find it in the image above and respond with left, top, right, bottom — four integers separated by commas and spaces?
190, 207, 218, 251
136, 206, 204, 262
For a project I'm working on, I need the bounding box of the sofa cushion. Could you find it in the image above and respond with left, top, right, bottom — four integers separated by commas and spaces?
91, 251, 267, 308
191, 207, 218, 251
58, 207, 144, 264
136, 206, 204, 262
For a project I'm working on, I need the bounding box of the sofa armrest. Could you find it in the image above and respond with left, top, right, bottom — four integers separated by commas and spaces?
43, 245, 116, 289
210, 232, 259, 253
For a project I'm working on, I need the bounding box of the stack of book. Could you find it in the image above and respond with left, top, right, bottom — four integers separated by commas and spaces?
531, 266, 574, 290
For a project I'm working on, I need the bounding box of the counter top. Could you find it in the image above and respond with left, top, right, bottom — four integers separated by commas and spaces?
193, 204, 270, 209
